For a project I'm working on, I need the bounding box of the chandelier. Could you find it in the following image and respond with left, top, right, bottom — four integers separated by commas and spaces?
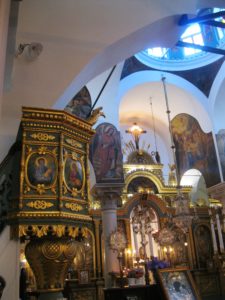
162, 76, 193, 233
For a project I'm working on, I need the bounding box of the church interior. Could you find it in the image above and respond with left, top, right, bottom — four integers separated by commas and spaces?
1, 1, 225, 300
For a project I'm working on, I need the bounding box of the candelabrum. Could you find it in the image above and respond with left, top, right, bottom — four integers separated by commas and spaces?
109, 229, 127, 287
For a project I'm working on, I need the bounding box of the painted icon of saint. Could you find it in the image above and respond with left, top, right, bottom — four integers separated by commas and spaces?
69, 161, 83, 190
34, 156, 53, 184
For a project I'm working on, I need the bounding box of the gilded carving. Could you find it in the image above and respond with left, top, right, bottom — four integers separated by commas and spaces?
26, 200, 54, 210
30, 133, 55, 141
42, 240, 62, 260
68, 226, 79, 238
65, 202, 83, 212
24, 184, 31, 194
51, 225, 65, 238
19, 225, 48, 238
14, 211, 92, 221
18, 224, 90, 239
65, 138, 83, 149
25, 237, 77, 292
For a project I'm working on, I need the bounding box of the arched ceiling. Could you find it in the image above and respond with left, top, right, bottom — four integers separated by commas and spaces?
1, 0, 225, 163
118, 78, 213, 168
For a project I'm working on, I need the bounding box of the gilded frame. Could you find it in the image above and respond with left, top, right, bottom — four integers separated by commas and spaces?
24, 148, 58, 194
63, 152, 85, 196
157, 267, 201, 300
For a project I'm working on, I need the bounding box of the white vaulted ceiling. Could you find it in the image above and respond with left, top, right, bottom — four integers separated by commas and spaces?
1, 0, 225, 164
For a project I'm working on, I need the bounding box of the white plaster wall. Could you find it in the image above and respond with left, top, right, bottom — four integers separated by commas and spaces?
0, 226, 20, 300
1, 0, 225, 162
0, 0, 10, 117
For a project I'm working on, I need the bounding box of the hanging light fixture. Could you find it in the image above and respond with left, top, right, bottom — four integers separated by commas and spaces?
162, 76, 193, 234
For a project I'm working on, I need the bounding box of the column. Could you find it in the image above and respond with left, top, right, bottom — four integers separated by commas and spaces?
216, 212, 224, 252
222, 206, 225, 233
209, 210, 218, 254
186, 229, 195, 269
125, 219, 132, 267
93, 184, 122, 288
94, 219, 102, 278
148, 232, 154, 257
125, 219, 132, 249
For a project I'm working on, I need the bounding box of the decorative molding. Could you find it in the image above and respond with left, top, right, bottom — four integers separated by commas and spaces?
65, 138, 83, 149
30, 133, 55, 141
26, 200, 54, 210
22, 106, 95, 135
65, 202, 83, 212
17, 224, 90, 238
9, 211, 92, 221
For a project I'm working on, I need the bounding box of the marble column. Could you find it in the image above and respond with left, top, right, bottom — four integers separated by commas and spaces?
93, 184, 123, 288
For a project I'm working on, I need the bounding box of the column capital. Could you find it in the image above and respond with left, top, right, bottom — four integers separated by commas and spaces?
92, 183, 124, 209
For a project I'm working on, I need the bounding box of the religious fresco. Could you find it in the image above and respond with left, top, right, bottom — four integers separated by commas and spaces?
216, 129, 225, 180
171, 113, 220, 187
89, 123, 124, 183
65, 86, 92, 120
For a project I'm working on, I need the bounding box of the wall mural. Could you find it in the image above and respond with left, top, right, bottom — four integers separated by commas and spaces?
216, 129, 225, 180
64, 86, 92, 120
171, 113, 220, 187
89, 123, 124, 183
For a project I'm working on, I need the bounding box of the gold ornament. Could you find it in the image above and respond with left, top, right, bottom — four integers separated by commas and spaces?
30, 133, 55, 141
65, 203, 83, 212
26, 200, 53, 210
65, 138, 83, 149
